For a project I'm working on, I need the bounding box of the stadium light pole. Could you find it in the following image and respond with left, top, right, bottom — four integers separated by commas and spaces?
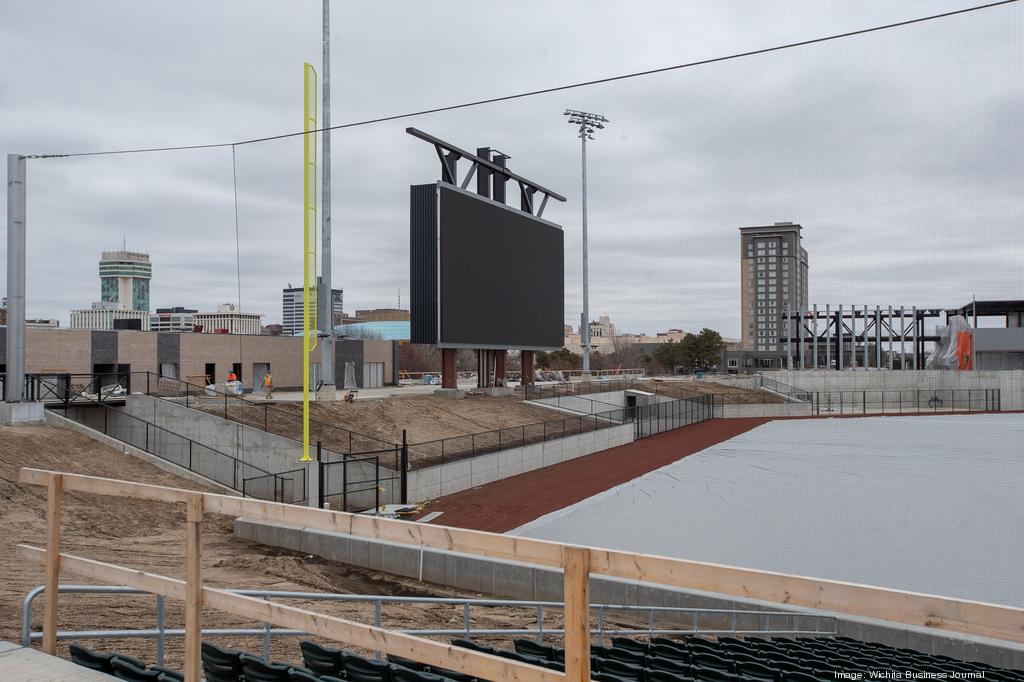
319, 0, 336, 400
564, 108, 609, 376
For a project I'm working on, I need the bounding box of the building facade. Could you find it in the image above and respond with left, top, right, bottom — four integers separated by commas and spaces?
282, 284, 343, 336
100, 250, 152, 313
70, 302, 151, 331
150, 307, 198, 333
739, 223, 809, 353
194, 303, 263, 335
354, 308, 410, 322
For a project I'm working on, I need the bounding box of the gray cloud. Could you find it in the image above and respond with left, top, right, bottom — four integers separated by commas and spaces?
1, 0, 1021, 340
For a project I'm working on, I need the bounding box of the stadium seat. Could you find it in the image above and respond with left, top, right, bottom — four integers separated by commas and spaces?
239, 653, 292, 682
150, 666, 184, 682
602, 648, 646, 665
610, 637, 650, 654
387, 653, 432, 672
651, 637, 687, 650
514, 638, 557, 660
344, 655, 393, 682
781, 672, 820, 682
68, 645, 145, 674
451, 638, 494, 654
300, 640, 346, 676
111, 658, 162, 681
594, 658, 644, 680
646, 672, 695, 682
692, 651, 734, 672
650, 643, 690, 662
692, 664, 739, 682
735, 660, 778, 682
646, 656, 691, 676
389, 666, 454, 682
592, 674, 633, 682
286, 669, 321, 682
201, 641, 246, 682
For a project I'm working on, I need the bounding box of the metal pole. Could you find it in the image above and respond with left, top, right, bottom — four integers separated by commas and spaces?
580, 131, 590, 375
900, 306, 906, 369
786, 303, 792, 369
825, 304, 831, 370
972, 295, 977, 371
863, 304, 869, 369
797, 307, 804, 369
837, 305, 843, 370
875, 306, 881, 369
5, 154, 27, 402
812, 304, 818, 369
400, 429, 409, 505
888, 306, 894, 370
912, 306, 918, 370
318, 0, 335, 399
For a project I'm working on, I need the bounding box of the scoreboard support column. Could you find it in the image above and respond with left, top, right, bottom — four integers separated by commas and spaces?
521, 351, 534, 385
442, 348, 457, 389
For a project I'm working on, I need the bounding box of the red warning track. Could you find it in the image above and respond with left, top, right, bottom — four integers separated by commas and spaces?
420, 417, 771, 533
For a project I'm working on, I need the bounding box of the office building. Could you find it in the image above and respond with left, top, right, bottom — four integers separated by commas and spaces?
194, 303, 263, 335
150, 307, 198, 333
70, 301, 151, 331
739, 223, 809, 353
100, 250, 152, 312
282, 282, 343, 336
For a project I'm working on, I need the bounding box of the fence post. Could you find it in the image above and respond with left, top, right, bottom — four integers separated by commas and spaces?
374, 457, 380, 512
400, 431, 409, 505
563, 546, 591, 682
42, 474, 63, 655
184, 493, 204, 682
155, 594, 165, 665
342, 457, 348, 511
317, 441, 324, 509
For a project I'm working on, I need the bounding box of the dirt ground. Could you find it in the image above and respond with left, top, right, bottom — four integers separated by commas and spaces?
641, 379, 785, 404
196, 393, 560, 455
0, 424, 626, 672
417, 418, 771, 532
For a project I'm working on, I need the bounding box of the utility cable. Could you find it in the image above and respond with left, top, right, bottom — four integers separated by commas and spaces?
23, 0, 1016, 160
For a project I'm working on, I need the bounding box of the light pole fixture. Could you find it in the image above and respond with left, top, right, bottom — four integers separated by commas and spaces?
564, 108, 609, 375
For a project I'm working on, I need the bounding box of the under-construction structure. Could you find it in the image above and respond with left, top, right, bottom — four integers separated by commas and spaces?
780, 305, 942, 370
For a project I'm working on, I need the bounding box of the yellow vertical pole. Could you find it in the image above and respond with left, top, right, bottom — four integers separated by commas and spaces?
301, 63, 318, 462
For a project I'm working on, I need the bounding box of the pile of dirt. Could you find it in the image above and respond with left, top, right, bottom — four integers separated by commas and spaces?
0, 424, 594, 670
641, 379, 785, 404
197, 394, 561, 451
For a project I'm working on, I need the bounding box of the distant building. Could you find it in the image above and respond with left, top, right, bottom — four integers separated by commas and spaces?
338, 320, 410, 341
261, 323, 284, 336
70, 301, 151, 331
100, 249, 152, 312
282, 281, 343, 336
739, 222, 808, 355
70, 249, 152, 331
26, 319, 60, 328
194, 303, 263, 335
355, 308, 410, 322
150, 307, 198, 333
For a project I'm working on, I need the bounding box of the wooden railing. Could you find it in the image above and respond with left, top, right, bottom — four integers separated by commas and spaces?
18, 467, 1024, 682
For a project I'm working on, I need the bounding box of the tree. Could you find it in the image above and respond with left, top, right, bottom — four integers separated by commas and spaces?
650, 328, 725, 373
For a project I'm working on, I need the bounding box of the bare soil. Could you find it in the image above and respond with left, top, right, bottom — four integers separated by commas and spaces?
641, 379, 785, 404
196, 394, 562, 455
0, 425, 599, 671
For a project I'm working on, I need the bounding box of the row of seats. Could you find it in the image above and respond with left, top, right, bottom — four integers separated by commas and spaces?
66, 633, 1024, 682
68, 644, 184, 681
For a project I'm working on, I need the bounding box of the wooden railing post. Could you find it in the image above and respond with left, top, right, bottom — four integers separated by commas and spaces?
185, 493, 204, 682
563, 546, 591, 682
43, 473, 63, 655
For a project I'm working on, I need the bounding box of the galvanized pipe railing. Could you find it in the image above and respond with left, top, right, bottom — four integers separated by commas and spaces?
22, 585, 837, 666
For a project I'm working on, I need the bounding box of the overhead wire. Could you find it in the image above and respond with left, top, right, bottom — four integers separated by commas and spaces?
22, 0, 1017, 160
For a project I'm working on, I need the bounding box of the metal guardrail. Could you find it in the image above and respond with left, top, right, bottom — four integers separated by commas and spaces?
21, 585, 838, 666
812, 388, 1000, 415
30, 374, 305, 503
759, 376, 814, 402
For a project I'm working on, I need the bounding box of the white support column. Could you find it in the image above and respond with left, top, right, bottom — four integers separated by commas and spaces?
837, 304, 843, 370
825, 304, 831, 370
900, 307, 906, 370
812, 304, 819, 369
888, 306, 894, 370
863, 304, 870, 369
875, 306, 882, 369
912, 306, 919, 370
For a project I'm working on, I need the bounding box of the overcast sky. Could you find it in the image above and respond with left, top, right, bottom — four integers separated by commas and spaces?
1, 1, 1021, 338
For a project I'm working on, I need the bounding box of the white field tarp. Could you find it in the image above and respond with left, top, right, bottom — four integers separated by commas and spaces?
513, 414, 1024, 608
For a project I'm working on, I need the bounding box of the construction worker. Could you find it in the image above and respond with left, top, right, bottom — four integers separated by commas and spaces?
263, 371, 273, 399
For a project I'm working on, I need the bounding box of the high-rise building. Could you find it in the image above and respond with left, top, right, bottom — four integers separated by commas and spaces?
282, 281, 343, 336
739, 223, 808, 352
100, 250, 152, 312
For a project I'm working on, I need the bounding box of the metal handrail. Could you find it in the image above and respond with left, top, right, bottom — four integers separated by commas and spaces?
31, 374, 303, 502
22, 585, 837, 666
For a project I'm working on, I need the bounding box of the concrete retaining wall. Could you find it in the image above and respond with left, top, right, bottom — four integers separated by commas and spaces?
406, 423, 634, 501
235, 518, 1024, 670
767, 370, 1024, 410
717, 402, 814, 418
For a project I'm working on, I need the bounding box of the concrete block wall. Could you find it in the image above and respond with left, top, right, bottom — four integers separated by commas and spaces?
768, 370, 1023, 410
406, 423, 634, 501
234, 518, 1024, 670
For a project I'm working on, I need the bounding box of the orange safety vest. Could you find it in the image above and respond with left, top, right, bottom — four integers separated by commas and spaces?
263, 374, 272, 387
